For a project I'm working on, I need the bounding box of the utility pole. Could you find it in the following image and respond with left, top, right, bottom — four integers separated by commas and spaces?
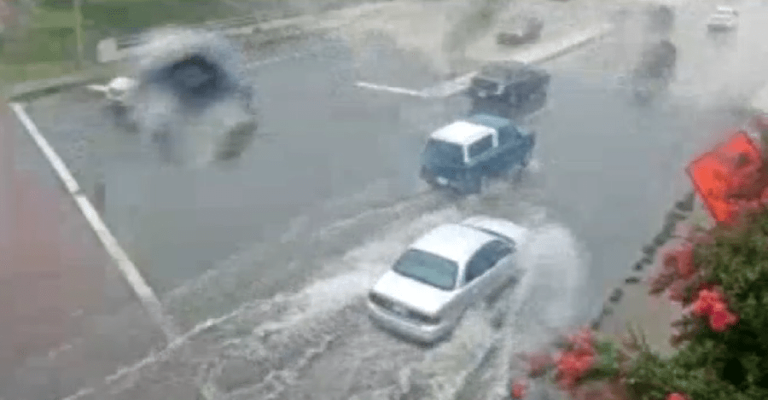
73, 0, 83, 68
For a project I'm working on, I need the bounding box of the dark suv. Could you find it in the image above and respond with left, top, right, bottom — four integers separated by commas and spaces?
466, 61, 551, 119
630, 39, 677, 102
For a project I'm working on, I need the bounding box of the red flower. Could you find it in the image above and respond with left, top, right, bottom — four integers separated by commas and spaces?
709, 302, 739, 332
556, 349, 595, 390
526, 352, 553, 377
691, 288, 723, 316
690, 288, 739, 332
667, 278, 692, 303
662, 245, 696, 278
567, 327, 594, 351
667, 393, 689, 400
511, 378, 528, 399
558, 374, 577, 392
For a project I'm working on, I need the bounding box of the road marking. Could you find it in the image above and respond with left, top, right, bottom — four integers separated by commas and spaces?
354, 81, 428, 97
9, 104, 181, 342
10, 103, 227, 400
355, 23, 614, 99
245, 47, 318, 69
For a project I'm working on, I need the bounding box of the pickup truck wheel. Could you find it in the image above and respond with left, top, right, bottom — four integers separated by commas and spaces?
468, 175, 488, 195
521, 151, 532, 168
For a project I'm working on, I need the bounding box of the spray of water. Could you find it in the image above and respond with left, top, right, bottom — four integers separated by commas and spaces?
394, 215, 590, 400
128, 27, 258, 168
95, 171, 587, 400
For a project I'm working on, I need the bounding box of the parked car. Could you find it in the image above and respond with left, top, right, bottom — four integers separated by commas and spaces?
466, 61, 550, 119
630, 39, 677, 103
420, 114, 536, 195
367, 216, 529, 344
496, 17, 543, 47
707, 6, 738, 32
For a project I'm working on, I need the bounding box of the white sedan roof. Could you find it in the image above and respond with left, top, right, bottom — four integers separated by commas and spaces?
429, 120, 495, 146
410, 223, 495, 265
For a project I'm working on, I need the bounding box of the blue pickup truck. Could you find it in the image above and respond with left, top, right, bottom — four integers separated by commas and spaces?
419, 114, 536, 195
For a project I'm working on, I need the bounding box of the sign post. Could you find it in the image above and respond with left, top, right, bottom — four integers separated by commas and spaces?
74, 0, 84, 68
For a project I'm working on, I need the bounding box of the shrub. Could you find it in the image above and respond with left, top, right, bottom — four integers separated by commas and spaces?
510, 131, 768, 400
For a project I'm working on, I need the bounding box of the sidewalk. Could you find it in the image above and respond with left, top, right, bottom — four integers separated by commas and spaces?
0, 103, 165, 400
596, 196, 710, 356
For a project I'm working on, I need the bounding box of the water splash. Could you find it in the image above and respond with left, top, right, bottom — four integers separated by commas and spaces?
95, 199, 589, 400
128, 27, 258, 168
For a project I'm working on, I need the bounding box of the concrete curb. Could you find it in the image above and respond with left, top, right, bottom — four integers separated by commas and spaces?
589, 190, 696, 331
356, 22, 615, 99
6, 68, 116, 102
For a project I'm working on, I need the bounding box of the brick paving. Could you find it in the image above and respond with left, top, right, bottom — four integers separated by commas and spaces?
0, 103, 165, 400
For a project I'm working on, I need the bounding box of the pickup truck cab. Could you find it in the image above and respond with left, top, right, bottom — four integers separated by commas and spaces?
420, 114, 535, 195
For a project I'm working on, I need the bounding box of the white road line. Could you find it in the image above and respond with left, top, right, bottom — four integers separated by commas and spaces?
245, 50, 312, 69
9, 103, 216, 400
516, 23, 614, 65
419, 72, 477, 99
9, 103, 180, 343
354, 81, 428, 97
355, 23, 615, 99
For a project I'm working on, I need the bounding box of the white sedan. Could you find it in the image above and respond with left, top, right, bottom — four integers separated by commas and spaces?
367, 216, 529, 343
707, 6, 738, 32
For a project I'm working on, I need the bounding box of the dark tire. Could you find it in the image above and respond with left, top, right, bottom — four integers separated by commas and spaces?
521, 150, 532, 168
467, 174, 488, 195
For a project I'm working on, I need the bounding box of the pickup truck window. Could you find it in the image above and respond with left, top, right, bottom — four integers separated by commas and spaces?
468, 135, 494, 159
498, 127, 518, 145
423, 139, 465, 166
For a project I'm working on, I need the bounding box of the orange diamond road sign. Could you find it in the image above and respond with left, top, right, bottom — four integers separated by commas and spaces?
686, 131, 762, 224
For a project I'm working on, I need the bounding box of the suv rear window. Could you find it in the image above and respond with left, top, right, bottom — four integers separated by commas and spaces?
468, 135, 493, 159
423, 139, 465, 166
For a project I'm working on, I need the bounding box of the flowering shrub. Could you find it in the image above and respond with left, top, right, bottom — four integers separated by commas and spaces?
510, 130, 768, 400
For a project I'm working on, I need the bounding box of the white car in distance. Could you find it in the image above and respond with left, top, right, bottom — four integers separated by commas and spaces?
87, 76, 138, 108
707, 6, 738, 32
86, 76, 139, 129
367, 216, 529, 344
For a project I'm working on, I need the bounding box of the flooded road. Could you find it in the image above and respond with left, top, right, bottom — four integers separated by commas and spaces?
14, 1, 768, 398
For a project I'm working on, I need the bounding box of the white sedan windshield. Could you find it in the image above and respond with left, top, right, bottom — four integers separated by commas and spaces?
392, 249, 458, 290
